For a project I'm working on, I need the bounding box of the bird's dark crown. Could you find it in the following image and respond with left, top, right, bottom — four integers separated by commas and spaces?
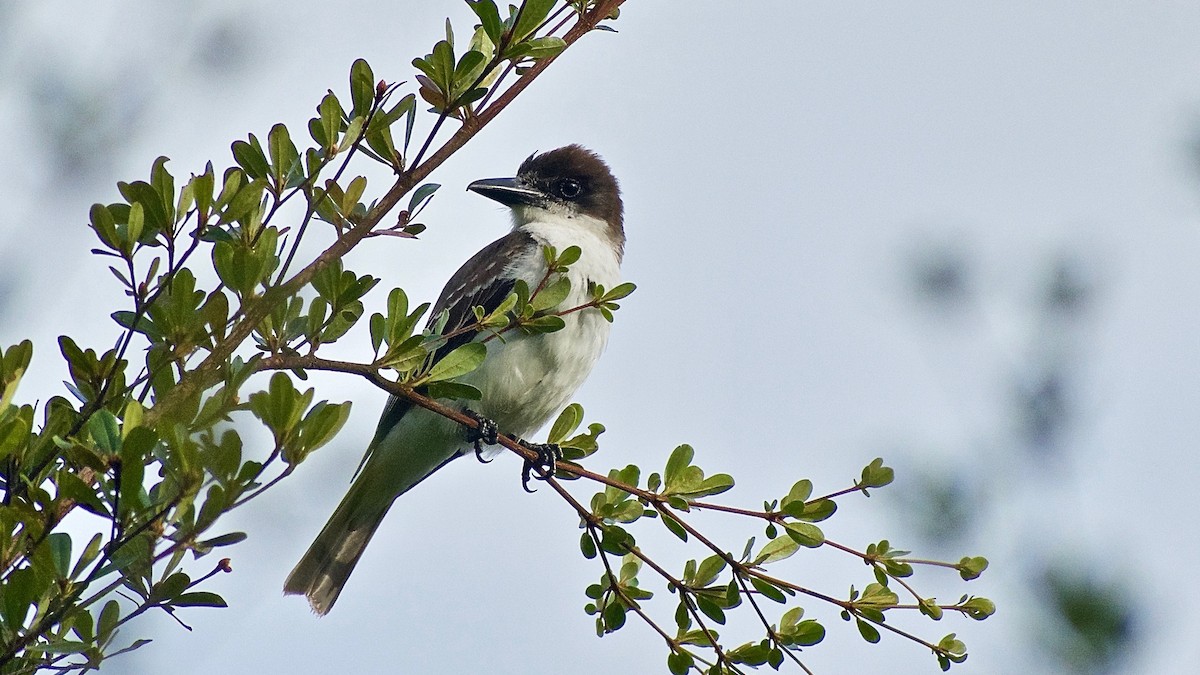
517, 145, 623, 232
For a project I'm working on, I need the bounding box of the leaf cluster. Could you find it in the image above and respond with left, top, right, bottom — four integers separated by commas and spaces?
534, 413, 995, 674
0, 2, 625, 669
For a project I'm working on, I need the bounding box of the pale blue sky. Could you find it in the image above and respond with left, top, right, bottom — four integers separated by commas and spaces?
2, 2, 1199, 673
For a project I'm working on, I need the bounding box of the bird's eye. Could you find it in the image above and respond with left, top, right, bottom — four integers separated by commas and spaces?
557, 178, 582, 199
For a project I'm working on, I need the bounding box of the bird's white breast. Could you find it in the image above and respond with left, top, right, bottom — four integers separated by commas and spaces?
463, 212, 621, 443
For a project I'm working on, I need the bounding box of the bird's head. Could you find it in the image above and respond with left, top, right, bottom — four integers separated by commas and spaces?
468, 145, 624, 254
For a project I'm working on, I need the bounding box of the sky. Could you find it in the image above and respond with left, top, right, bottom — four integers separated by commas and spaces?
2, 1, 1199, 673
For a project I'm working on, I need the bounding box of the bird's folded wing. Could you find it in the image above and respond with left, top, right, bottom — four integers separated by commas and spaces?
353, 231, 535, 476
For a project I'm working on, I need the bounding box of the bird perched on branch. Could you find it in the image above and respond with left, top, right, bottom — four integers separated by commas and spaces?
285, 145, 625, 615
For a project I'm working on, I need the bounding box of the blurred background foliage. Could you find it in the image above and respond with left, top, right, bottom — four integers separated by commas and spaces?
2, 1, 1196, 673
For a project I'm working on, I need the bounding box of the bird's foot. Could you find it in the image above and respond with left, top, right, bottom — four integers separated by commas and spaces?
464, 409, 499, 463
519, 440, 562, 493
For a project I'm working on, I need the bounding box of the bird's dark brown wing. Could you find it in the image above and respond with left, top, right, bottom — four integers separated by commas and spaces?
365, 231, 534, 450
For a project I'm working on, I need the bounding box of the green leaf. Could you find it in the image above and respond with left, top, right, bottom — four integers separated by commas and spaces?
71, 534, 103, 578
426, 342, 486, 383
369, 312, 385, 354
598, 524, 633, 555
579, 532, 597, 559
248, 372, 304, 441
98, 600, 120, 642
753, 536, 799, 565
3, 567, 39, 628
47, 533, 71, 578
197, 532, 247, 549
349, 58, 375, 117
150, 155, 175, 217
662, 514, 688, 542
784, 522, 825, 548
337, 115, 366, 153
424, 381, 483, 401
108, 639, 153, 658
89, 203, 120, 250
117, 178, 169, 238
318, 92, 343, 150
365, 116, 398, 165
217, 177, 266, 226
31, 641, 90, 655
379, 341, 427, 373
88, 410, 121, 455
547, 403, 583, 445
232, 135, 270, 180
0, 404, 33, 462
958, 556, 989, 581
859, 582, 899, 608
296, 400, 352, 458
693, 555, 726, 587
172, 592, 227, 608
961, 596, 995, 620
920, 597, 944, 620
521, 315, 565, 333
56, 470, 109, 517
667, 650, 694, 675
750, 576, 787, 604
468, 0, 502, 43
556, 245, 581, 268
111, 310, 162, 341
212, 241, 264, 295
801, 498, 837, 522
686, 473, 735, 499
507, 35, 566, 60
601, 281, 636, 302
512, 279, 531, 310
453, 50, 486, 88
113, 426, 148, 519
531, 276, 571, 312
695, 595, 726, 624
342, 176, 368, 215
937, 632, 969, 669
511, 0, 555, 43
601, 599, 626, 631
783, 479, 812, 506
860, 457, 894, 489
856, 618, 881, 643
152, 572, 190, 602
408, 183, 441, 214
664, 444, 694, 487
791, 620, 825, 647
191, 163, 215, 218
267, 123, 300, 189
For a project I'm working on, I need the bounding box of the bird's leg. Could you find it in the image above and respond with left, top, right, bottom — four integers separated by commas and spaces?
518, 439, 562, 493
463, 409, 499, 463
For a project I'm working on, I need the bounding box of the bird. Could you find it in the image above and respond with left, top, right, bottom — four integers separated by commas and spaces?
284, 145, 625, 615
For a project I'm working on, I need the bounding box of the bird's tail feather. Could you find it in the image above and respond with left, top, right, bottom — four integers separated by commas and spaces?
283, 472, 392, 615
284, 449, 456, 615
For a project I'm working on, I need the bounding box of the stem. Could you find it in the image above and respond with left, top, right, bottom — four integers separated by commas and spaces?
585, 522, 677, 649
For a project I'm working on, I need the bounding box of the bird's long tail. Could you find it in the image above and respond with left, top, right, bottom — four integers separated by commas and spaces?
282, 472, 392, 615
284, 421, 457, 615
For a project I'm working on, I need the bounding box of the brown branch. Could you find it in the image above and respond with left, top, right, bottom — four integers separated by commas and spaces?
252, 350, 974, 666
821, 538, 928, 604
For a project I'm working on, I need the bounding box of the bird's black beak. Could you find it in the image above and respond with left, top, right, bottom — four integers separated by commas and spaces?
467, 177, 543, 207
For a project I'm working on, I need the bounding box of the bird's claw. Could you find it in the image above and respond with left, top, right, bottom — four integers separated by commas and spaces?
519, 440, 562, 493
464, 409, 499, 463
